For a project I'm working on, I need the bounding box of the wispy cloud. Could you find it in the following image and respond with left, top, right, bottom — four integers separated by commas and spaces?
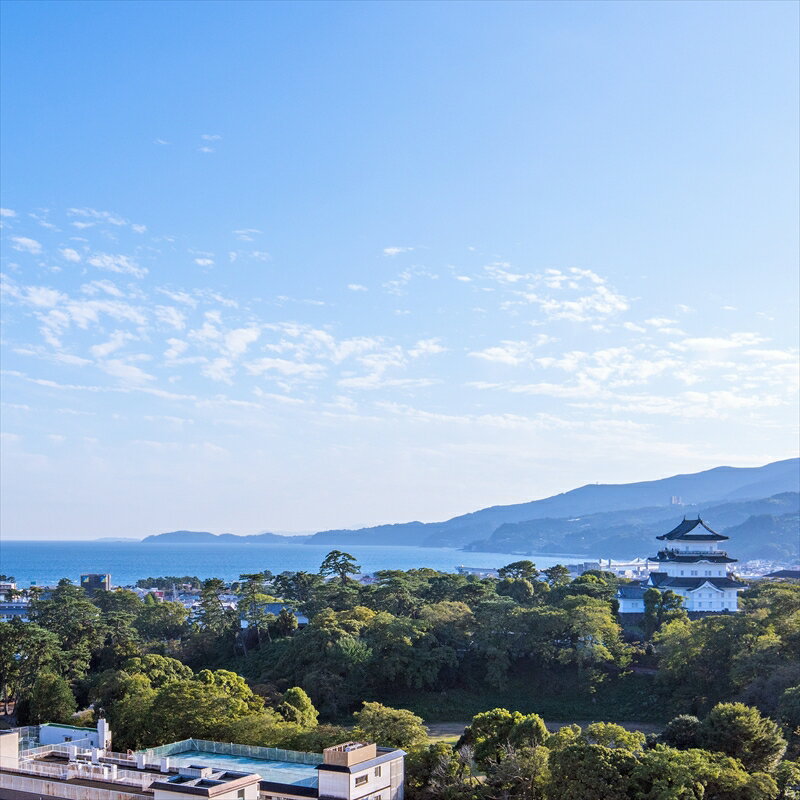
383, 246, 414, 256
233, 229, 261, 241
11, 236, 42, 254
60, 247, 82, 262
88, 253, 148, 278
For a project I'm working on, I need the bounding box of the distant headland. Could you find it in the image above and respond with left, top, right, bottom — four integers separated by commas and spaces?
139, 459, 799, 562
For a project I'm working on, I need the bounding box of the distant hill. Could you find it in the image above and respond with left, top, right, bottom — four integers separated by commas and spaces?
141, 530, 312, 544
465, 492, 800, 560
138, 459, 799, 560
721, 511, 800, 561
305, 458, 799, 549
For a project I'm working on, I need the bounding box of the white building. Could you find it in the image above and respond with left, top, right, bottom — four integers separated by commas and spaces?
0, 721, 404, 800
617, 517, 746, 613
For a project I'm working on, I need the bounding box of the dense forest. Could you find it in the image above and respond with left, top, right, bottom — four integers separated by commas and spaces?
1, 553, 798, 799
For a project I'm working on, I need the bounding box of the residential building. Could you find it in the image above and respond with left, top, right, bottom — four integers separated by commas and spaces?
0, 581, 18, 602
616, 517, 747, 613
0, 719, 404, 800
0, 600, 29, 622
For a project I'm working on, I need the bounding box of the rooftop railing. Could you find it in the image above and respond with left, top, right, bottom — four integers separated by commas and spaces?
0, 771, 145, 800
4, 752, 161, 792
143, 737, 324, 766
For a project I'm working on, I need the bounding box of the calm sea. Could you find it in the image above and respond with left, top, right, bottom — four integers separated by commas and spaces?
0, 540, 584, 587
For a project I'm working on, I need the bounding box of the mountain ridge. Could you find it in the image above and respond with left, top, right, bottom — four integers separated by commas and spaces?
139, 459, 799, 557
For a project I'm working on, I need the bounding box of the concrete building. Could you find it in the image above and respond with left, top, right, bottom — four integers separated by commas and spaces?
80, 574, 112, 596
0, 719, 404, 800
616, 517, 747, 614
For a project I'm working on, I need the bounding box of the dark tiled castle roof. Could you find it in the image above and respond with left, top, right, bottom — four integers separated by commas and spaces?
656, 517, 728, 542
646, 574, 746, 591
617, 584, 647, 599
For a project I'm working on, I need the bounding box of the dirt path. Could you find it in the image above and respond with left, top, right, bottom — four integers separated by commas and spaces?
426, 719, 664, 741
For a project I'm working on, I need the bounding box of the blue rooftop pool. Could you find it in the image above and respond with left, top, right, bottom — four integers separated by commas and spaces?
168, 749, 320, 788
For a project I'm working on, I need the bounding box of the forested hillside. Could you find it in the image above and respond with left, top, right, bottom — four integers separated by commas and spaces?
466, 492, 800, 559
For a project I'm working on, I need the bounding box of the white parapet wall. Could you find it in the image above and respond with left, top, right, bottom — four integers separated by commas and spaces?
0, 731, 20, 769
0, 771, 145, 800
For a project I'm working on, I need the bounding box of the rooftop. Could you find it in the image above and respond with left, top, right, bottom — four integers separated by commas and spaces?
653, 550, 737, 563
648, 573, 747, 591
168, 749, 319, 787
151, 766, 259, 798
656, 517, 728, 542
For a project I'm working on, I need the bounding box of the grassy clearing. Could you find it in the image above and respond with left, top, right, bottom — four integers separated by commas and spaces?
425, 719, 664, 745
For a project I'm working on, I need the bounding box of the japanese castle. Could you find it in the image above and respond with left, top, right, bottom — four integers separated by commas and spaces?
616, 517, 747, 613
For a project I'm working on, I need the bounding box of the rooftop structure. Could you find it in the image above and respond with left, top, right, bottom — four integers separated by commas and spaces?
617, 517, 747, 614
456, 565, 499, 578
0, 720, 405, 800
81, 574, 112, 596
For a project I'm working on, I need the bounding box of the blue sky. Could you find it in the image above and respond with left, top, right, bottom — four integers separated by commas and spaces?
1, 0, 798, 540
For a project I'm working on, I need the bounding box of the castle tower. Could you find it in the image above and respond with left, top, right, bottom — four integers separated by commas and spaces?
645, 517, 746, 612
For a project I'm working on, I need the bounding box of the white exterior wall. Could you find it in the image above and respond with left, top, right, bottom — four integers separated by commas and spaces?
663, 562, 727, 578
39, 724, 101, 747
317, 770, 351, 798
0, 731, 20, 769
617, 597, 644, 613
0, 772, 144, 800
683, 584, 739, 612
672, 541, 718, 553
318, 758, 398, 799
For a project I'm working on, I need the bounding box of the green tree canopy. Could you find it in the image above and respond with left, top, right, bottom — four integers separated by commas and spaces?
661, 714, 702, 750
278, 687, 319, 728
26, 672, 76, 724
546, 743, 636, 800
352, 701, 428, 750
320, 551, 360, 584
498, 561, 540, 582
700, 702, 787, 773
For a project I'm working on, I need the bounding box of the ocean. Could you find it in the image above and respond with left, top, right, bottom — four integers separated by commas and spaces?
0, 540, 585, 587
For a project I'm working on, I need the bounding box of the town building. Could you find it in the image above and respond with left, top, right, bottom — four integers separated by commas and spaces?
616, 517, 747, 614
0, 581, 18, 602
0, 719, 405, 800
0, 581, 30, 622
80, 574, 112, 596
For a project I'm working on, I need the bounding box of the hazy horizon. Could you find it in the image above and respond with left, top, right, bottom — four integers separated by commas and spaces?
3, 455, 797, 541
1, 1, 798, 541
